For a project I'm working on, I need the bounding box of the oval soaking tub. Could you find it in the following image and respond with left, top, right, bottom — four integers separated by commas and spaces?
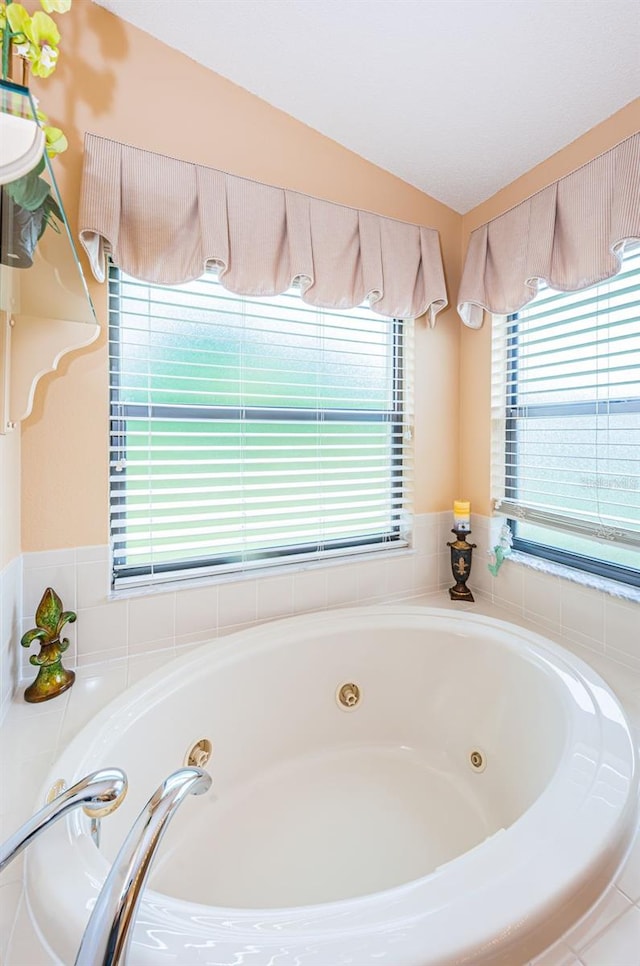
27, 605, 638, 966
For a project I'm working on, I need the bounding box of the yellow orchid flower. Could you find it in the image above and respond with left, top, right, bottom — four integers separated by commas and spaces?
5, 1, 30, 36
40, 0, 71, 12
32, 102, 67, 156
26, 10, 60, 76
4, 4, 35, 73
43, 124, 67, 156
6, 4, 60, 77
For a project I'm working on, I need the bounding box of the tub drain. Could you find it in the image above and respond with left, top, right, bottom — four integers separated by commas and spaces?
184, 738, 212, 768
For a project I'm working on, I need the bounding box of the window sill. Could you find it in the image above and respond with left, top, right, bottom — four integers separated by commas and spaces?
108, 545, 417, 601
509, 550, 640, 604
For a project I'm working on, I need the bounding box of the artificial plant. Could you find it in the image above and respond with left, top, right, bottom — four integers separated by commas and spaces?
0, 0, 71, 263
487, 523, 513, 577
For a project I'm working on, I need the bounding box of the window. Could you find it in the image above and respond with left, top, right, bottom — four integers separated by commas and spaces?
109, 265, 412, 588
492, 246, 640, 587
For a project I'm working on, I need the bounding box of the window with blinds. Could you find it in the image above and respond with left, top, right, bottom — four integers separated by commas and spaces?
109, 265, 413, 589
492, 245, 640, 587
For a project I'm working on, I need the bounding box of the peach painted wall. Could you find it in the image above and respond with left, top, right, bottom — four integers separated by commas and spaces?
459, 99, 640, 514
20, 1, 462, 552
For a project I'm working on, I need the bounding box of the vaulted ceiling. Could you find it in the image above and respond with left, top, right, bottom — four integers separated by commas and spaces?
96, 0, 640, 213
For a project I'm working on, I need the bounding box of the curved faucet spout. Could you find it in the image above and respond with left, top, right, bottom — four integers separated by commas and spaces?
75, 766, 212, 966
0, 768, 128, 874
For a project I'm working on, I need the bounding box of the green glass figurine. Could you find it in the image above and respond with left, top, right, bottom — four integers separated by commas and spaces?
21, 587, 76, 702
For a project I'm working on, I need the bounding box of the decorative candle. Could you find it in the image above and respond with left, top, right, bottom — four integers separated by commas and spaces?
453, 500, 471, 530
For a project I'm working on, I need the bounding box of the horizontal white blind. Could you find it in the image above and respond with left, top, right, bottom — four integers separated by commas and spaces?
109, 265, 413, 587
492, 245, 640, 574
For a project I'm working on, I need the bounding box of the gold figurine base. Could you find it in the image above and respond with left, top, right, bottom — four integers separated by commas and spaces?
24, 662, 75, 703
448, 583, 475, 602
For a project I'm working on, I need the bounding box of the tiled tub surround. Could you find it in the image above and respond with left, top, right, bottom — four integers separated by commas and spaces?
1, 594, 640, 965
447, 513, 640, 663
16, 513, 447, 682
0, 556, 21, 725
13, 513, 640, 695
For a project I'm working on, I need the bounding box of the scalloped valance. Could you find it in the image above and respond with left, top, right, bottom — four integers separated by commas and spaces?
78, 134, 448, 323
458, 133, 640, 328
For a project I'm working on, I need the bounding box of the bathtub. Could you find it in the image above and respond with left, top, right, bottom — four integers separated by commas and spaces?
27, 605, 638, 965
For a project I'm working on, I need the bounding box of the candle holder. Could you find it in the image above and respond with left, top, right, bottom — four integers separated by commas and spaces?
447, 528, 477, 602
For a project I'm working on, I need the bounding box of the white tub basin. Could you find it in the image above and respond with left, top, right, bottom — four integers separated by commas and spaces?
26, 605, 638, 965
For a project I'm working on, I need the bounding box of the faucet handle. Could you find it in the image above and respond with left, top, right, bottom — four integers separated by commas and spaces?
0, 767, 128, 875
80, 769, 128, 818
44, 770, 128, 819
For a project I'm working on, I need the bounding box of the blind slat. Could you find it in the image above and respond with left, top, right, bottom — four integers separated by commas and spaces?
109, 264, 413, 588
492, 246, 640, 583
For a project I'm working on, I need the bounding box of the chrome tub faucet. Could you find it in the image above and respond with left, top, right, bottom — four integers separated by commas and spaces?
75, 766, 212, 966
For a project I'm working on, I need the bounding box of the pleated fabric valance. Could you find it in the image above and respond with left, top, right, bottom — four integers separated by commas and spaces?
458, 132, 640, 328
79, 134, 448, 323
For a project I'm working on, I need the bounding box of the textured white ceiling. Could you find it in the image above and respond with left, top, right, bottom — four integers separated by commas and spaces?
95, 0, 639, 213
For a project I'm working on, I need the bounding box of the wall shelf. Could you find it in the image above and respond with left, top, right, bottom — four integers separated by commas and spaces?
0, 310, 98, 430
0, 80, 98, 433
